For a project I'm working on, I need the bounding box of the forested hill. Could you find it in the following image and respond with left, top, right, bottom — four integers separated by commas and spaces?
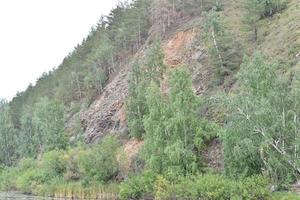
1, 0, 300, 199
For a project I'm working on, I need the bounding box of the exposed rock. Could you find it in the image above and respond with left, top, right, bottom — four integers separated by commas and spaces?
202, 138, 224, 172
163, 30, 196, 67
80, 63, 130, 143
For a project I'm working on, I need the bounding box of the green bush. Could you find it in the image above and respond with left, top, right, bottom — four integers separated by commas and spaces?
154, 175, 171, 200
39, 150, 67, 180
78, 136, 119, 182
119, 171, 157, 200
62, 147, 83, 181
155, 174, 271, 200
0, 167, 18, 191
239, 175, 271, 200
15, 168, 42, 194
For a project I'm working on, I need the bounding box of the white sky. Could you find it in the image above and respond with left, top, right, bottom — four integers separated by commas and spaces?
0, 0, 119, 100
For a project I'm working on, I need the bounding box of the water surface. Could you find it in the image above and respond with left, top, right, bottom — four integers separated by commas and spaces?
0, 193, 55, 200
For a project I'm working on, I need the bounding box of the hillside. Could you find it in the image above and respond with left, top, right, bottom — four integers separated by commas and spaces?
1, 0, 300, 199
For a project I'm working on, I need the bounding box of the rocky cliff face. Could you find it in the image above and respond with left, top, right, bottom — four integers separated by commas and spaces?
80, 58, 130, 143
79, 25, 207, 144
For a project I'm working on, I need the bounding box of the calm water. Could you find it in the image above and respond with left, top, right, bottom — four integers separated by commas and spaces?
0, 193, 117, 200
0, 193, 58, 200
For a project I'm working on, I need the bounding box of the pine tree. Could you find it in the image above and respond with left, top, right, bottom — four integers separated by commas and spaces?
203, 10, 243, 85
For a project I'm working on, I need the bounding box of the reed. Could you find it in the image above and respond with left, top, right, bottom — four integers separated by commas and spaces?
52, 182, 119, 199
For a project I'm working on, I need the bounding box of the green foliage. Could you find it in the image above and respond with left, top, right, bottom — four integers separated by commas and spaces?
238, 175, 271, 200
168, 174, 270, 200
39, 150, 67, 180
173, 0, 217, 15
120, 173, 270, 200
127, 62, 148, 139
0, 167, 18, 190
242, 0, 264, 41
272, 192, 300, 200
78, 136, 119, 183
154, 175, 171, 200
18, 97, 67, 157
261, 0, 288, 17
119, 170, 157, 200
0, 136, 121, 195
144, 39, 166, 83
242, 0, 287, 41
222, 53, 300, 187
203, 10, 243, 85
127, 40, 165, 139
0, 100, 17, 166
142, 68, 217, 176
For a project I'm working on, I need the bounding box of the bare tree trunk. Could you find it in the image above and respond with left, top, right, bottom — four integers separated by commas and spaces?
75, 74, 82, 99
254, 26, 258, 42
238, 108, 300, 174
110, 54, 115, 74
211, 28, 224, 69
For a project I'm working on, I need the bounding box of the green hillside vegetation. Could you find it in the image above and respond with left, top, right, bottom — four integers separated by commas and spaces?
1, 0, 300, 199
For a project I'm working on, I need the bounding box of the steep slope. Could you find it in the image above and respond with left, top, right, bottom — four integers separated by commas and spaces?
80, 58, 133, 143
78, 0, 300, 177
80, 26, 201, 144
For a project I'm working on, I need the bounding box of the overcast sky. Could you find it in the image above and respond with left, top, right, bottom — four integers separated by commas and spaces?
0, 0, 119, 100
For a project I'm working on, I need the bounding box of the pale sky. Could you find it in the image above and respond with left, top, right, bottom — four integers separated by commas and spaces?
0, 0, 119, 100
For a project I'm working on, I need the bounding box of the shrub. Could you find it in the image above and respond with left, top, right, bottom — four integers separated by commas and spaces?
239, 175, 271, 200
164, 174, 270, 200
154, 175, 171, 200
62, 147, 83, 181
78, 136, 119, 182
0, 167, 18, 191
39, 150, 67, 180
119, 171, 157, 200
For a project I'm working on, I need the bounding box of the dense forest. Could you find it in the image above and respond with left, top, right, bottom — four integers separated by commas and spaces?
1, 0, 300, 199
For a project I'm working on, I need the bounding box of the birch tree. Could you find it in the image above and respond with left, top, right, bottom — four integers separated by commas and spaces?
222, 53, 300, 187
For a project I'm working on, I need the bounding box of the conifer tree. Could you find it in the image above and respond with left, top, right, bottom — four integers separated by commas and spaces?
203, 10, 243, 85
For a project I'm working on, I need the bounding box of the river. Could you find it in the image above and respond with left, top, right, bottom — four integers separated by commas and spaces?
0, 192, 118, 200
0, 192, 59, 200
